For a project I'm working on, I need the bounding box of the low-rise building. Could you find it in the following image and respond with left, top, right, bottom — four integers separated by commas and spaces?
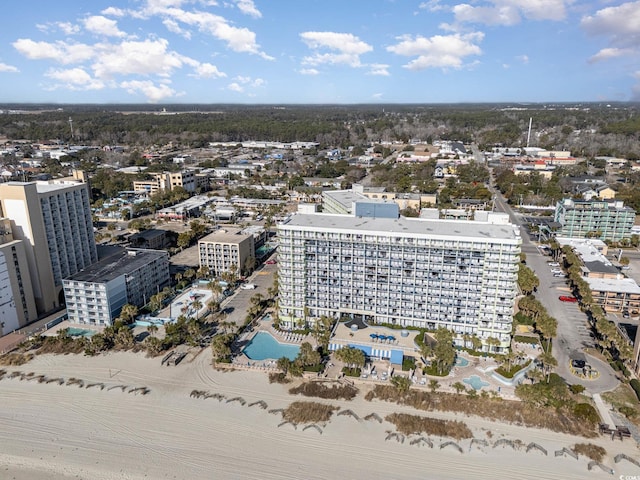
554, 199, 636, 241
198, 228, 255, 277
63, 248, 170, 325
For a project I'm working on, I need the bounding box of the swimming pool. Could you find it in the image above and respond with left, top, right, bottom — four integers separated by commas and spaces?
66, 327, 97, 338
455, 356, 469, 367
242, 332, 300, 361
463, 375, 490, 391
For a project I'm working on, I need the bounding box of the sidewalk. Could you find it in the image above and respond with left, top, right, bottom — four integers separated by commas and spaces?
592, 393, 615, 427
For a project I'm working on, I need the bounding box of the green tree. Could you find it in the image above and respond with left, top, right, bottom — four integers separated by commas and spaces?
517, 263, 540, 295
428, 379, 440, 393
432, 328, 456, 374
452, 381, 466, 394
390, 375, 412, 394
211, 334, 233, 361
118, 304, 139, 324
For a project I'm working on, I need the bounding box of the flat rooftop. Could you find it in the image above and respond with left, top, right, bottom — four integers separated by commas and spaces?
280, 212, 521, 243
65, 248, 167, 283
585, 277, 640, 295
199, 228, 252, 244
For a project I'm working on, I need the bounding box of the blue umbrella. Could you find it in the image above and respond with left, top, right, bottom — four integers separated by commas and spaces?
370, 333, 379, 339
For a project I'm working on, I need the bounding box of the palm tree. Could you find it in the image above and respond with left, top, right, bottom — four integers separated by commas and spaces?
118, 304, 139, 324
146, 324, 158, 338
537, 350, 558, 382
191, 299, 203, 320
452, 381, 466, 394
391, 375, 412, 394
428, 379, 440, 393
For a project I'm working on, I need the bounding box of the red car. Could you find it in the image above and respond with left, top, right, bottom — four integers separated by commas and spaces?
265, 259, 277, 265
559, 295, 578, 303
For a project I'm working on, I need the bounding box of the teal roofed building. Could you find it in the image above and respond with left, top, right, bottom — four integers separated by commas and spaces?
554, 199, 636, 242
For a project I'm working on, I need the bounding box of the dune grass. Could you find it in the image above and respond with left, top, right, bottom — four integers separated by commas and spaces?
289, 381, 358, 401
283, 401, 338, 425
386, 412, 472, 440
366, 384, 597, 438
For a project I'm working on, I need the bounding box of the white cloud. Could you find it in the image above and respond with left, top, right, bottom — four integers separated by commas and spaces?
84, 16, 127, 37
190, 62, 226, 78
453, 4, 520, 26
589, 48, 633, 63
300, 31, 373, 68
372, 93, 383, 99
120, 79, 178, 102
91, 38, 185, 79
582, 2, 640, 48
299, 68, 319, 75
45, 67, 105, 90
419, 1, 446, 12
452, 0, 570, 26
0, 63, 19, 73
144, 5, 272, 58
37, 22, 81, 35
163, 18, 192, 39
13, 39, 95, 64
517, 54, 529, 64
387, 32, 483, 70
101, 7, 127, 17
227, 75, 264, 93
367, 64, 390, 76
235, 0, 261, 18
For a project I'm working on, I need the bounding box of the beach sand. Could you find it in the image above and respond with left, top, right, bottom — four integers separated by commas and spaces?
1, 350, 638, 480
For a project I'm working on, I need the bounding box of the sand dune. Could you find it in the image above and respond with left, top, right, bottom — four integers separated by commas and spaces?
0, 350, 638, 480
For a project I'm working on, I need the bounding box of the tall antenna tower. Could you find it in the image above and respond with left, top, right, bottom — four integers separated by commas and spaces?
68, 117, 74, 141
526, 117, 532, 148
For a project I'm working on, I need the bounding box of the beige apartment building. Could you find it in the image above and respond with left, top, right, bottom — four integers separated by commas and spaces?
0, 218, 37, 335
0, 181, 98, 314
198, 228, 255, 277
133, 171, 196, 195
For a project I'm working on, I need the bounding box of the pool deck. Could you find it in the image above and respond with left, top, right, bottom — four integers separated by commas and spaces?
42, 320, 104, 337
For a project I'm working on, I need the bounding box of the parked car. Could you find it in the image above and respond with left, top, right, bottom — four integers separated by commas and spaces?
265, 259, 277, 265
551, 269, 563, 274
559, 295, 578, 303
240, 283, 257, 290
553, 273, 565, 277
548, 262, 560, 267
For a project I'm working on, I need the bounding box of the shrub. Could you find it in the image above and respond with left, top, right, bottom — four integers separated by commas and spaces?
283, 401, 338, 425
573, 403, 599, 425
569, 384, 585, 394
572, 443, 606, 462
619, 406, 637, 419
402, 356, 416, 371
289, 381, 358, 400
268, 372, 291, 384
342, 367, 361, 377
630, 379, 640, 401
386, 412, 472, 440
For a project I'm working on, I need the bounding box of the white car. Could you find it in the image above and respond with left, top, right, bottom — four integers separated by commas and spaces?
548, 262, 560, 267
240, 283, 256, 290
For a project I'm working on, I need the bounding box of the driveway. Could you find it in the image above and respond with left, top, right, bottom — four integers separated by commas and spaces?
219, 261, 277, 328
489, 186, 619, 394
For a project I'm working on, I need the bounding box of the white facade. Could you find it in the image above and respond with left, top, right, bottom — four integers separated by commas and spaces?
64, 249, 170, 325
0, 250, 20, 334
277, 213, 521, 352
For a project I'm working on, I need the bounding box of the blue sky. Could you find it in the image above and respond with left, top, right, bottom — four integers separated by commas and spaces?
0, 0, 638, 104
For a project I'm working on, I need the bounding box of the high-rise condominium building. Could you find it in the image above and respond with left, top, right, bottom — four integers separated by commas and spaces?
554, 198, 636, 241
0, 181, 98, 314
277, 210, 521, 352
0, 218, 37, 335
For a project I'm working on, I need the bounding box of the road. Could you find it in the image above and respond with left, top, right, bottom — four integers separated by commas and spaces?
486, 177, 618, 393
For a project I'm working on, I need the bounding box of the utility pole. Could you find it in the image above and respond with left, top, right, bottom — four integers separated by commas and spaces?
68, 117, 74, 142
